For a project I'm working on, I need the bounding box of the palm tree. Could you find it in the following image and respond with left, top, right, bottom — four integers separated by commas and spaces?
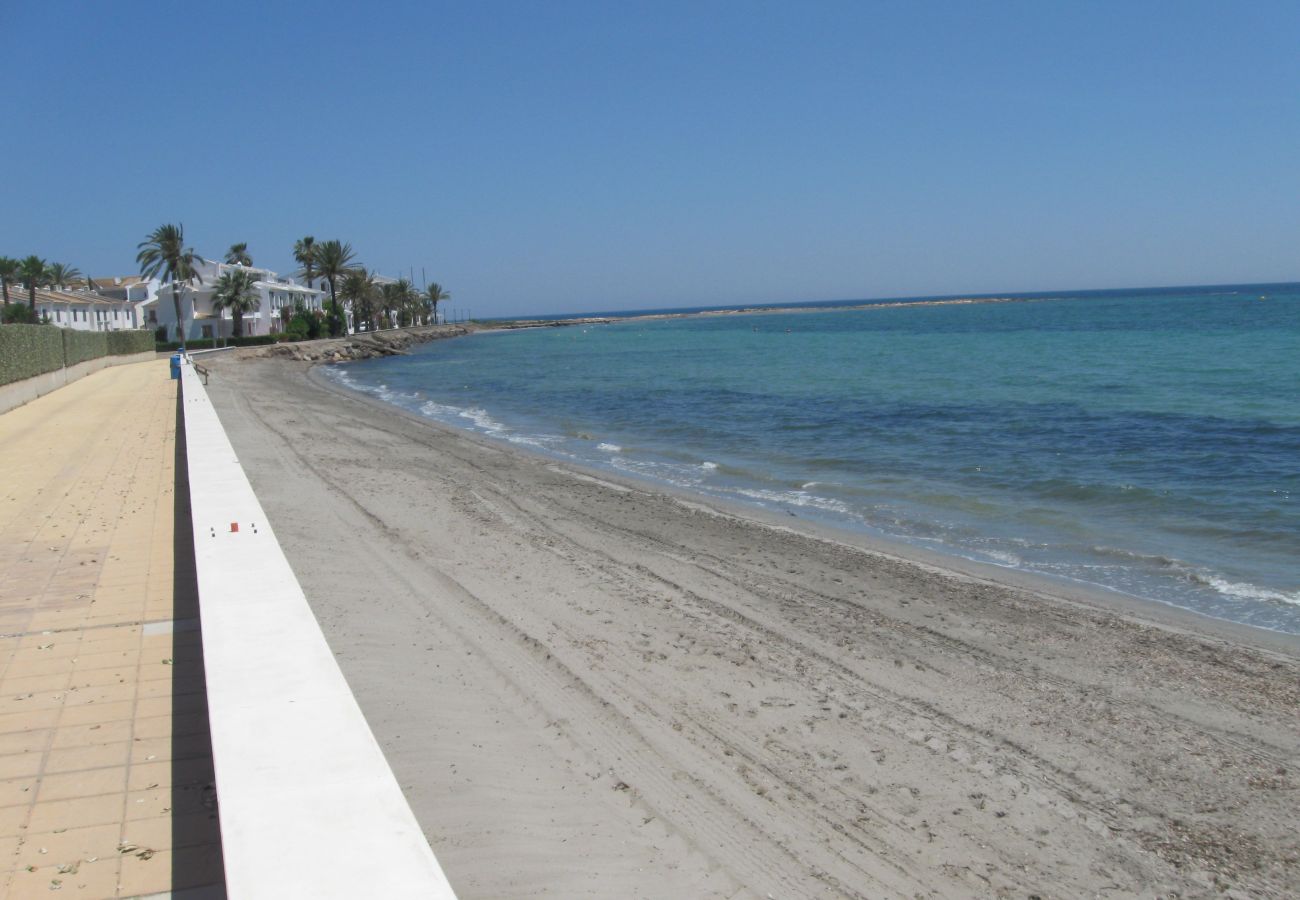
314, 240, 357, 336
211, 269, 260, 338
18, 256, 48, 314
391, 277, 418, 326
225, 243, 252, 266
46, 262, 83, 290
0, 257, 18, 308
377, 282, 405, 330
293, 236, 317, 286
426, 282, 451, 324
340, 268, 376, 333
137, 224, 206, 347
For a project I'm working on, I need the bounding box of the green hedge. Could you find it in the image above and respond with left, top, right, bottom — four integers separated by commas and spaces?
0, 326, 157, 387
63, 330, 109, 367
106, 330, 155, 356
155, 333, 284, 352
0, 325, 64, 386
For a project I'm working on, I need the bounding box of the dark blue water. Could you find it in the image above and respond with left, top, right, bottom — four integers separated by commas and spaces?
332, 286, 1300, 633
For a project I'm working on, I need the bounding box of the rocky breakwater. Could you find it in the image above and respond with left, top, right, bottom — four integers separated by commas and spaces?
244, 325, 473, 363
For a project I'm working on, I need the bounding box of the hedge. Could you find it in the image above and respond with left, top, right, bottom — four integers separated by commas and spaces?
63, 330, 109, 367
106, 330, 155, 356
155, 333, 284, 352
0, 325, 64, 386
0, 325, 157, 387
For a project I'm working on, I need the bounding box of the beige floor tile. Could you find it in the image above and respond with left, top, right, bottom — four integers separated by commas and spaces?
5, 855, 121, 899
0, 776, 38, 808
0, 708, 59, 734
16, 821, 121, 868
50, 720, 132, 749
57, 700, 135, 727
0, 752, 43, 780
28, 792, 124, 833
0, 729, 50, 757
71, 650, 141, 672
36, 766, 128, 803
44, 741, 131, 775
0, 802, 31, 834
62, 682, 138, 708
0, 673, 73, 695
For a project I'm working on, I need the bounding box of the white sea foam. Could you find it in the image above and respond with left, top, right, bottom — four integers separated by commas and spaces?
729, 487, 851, 516
981, 550, 1023, 567
701, 461, 718, 470
458, 407, 506, 433
597, 443, 622, 452
1189, 573, 1300, 607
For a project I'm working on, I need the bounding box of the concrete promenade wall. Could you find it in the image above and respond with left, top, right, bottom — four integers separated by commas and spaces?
0, 350, 156, 414
179, 359, 457, 898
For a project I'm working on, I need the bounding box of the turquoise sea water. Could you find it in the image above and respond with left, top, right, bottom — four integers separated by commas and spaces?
330, 287, 1300, 633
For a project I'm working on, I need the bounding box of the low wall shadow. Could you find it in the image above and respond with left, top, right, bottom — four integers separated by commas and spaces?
171, 375, 228, 896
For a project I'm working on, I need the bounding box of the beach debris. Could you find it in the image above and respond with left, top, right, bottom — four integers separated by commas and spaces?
614, 780, 631, 792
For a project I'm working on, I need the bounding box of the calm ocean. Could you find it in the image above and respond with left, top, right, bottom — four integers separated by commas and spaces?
329, 285, 1300, 634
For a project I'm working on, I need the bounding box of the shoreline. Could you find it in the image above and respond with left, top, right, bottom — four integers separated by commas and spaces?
314, 344, 1299, 654
202, 352, 1300, 897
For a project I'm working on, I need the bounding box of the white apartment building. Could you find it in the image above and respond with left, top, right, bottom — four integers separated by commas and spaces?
153, 259, 325, 340
23, 288, 138, 331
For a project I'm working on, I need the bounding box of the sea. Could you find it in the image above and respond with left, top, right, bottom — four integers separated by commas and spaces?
327, 284, 1300, 635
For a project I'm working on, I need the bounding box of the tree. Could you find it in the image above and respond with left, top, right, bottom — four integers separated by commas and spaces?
46, 262, 83, 290
211, 269, 260, 338
377, 281, 406, 330
391, 277, 419, 326
18, 256, 48, 314
293, 236, 317, 286
314, 240, 357, 336
225, 243, 252, 266
137, 224, 206, 347
0, 257, 18, 308
426, 282, 451, 324
340, 268, 376, 333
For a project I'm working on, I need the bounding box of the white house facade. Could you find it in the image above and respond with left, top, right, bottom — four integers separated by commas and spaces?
153, 259, 325, 340
24, 288, 138, 331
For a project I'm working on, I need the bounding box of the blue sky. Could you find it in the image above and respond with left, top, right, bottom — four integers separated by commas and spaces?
5, 1, 1299, 316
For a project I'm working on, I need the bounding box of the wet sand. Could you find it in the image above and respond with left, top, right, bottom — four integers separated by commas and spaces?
202, 353, 1299, 899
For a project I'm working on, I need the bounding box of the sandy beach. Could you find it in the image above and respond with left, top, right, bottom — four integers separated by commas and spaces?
200, 352, 1299, 899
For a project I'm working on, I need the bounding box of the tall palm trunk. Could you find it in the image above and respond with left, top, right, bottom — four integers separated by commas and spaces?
28, 284, 36, 315
327, 277, 342, 336
172, 282, 186, 346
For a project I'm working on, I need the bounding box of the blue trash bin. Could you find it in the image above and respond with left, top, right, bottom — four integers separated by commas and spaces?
170, 353, 181, 380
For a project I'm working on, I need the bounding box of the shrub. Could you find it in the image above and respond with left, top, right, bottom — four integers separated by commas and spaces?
285, 317, 309, 342
154, 325, 169, 343
106, 330, 155, 356
62, 329, 109, 366
154, 334, 281, 352
0, 324, 64, 385
289, 308, 325, 340
2, 303, 37, 324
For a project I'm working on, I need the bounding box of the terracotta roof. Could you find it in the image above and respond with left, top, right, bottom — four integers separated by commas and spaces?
90, 276, 146, 289
19, 287, 131, 307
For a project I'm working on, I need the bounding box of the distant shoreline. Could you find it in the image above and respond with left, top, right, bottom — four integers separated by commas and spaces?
484, 293, 1043, 330
492, 279, 1297, 326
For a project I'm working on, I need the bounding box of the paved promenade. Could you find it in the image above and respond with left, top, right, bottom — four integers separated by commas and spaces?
0, 361, 224, 898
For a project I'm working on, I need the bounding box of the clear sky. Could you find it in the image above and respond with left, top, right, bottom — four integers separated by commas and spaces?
5, 1, 1298, 316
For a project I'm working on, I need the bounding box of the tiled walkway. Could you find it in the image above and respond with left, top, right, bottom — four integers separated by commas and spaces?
0, 361, 224, 898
